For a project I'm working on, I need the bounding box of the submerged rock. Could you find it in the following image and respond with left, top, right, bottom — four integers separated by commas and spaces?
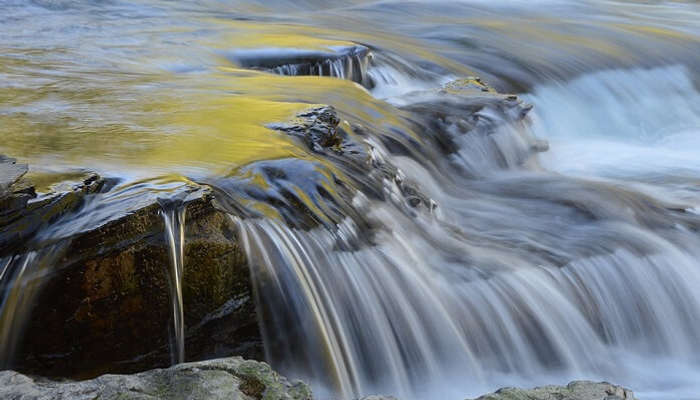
0, 357, 311, 400
470, 381, 637, 400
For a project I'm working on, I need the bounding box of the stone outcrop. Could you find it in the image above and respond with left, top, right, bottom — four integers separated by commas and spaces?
470, 381, 637, 400
0, 357, 311, 400
0, 362, 637, 400
0, 161, 261, 378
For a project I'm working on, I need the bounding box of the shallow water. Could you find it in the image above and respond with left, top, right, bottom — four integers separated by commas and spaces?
2, 0, 700, 399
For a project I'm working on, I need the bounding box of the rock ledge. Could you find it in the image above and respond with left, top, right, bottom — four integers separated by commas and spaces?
0, 357, 311, 400
470, 380, 637, 400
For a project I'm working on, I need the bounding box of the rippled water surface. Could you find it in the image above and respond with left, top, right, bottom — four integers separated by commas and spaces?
2, 0, 700, 399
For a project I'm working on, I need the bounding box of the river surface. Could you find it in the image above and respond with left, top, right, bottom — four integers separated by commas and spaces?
2, 0, 700, 399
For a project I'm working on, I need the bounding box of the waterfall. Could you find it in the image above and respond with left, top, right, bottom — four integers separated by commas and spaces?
235, 201, 700, 398
272, 52, 372, 87
525, 65, 700, 184
231, 65, 700, 399
0, 253, 39, 369
159, 202, 187, 365
0, 247, 64, 369
2, 0, 700, 398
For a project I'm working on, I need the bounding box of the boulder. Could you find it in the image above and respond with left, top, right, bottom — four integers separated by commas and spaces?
0, 357, 312, 400
0, 367, 637, 400
0, 160, 261, 378
470, 381, 637, 400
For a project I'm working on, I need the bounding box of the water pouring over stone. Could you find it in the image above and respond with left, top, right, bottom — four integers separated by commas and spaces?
0, 1, 699, 399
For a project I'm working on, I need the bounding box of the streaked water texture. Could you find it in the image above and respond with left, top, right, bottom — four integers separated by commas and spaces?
1, 1, 700, 399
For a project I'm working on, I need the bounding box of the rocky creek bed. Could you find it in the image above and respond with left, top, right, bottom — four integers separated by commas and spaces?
0, 77, 641, 399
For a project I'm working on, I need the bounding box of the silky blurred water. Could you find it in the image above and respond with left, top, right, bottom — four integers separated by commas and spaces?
1, 0, 700, 399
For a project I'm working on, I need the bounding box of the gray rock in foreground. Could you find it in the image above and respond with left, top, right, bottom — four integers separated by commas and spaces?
0, 358, 637, 400
469, 380, 637, 400
0, 357, 311, 400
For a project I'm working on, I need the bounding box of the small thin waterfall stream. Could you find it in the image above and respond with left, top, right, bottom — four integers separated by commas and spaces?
0, 0, 699, 399
0, 252, 40, 369
159, 202, 187, 365
0, 247, 65, 369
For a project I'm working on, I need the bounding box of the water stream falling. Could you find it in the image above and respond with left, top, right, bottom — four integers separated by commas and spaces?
159, 202, 187, 365
1, 0, 700, 399
0, 247, 65, 369
0, 252, 41, 369
232, 80, 700, 398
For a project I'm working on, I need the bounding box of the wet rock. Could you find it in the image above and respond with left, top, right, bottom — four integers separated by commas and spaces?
0, 162, 260, 379
0, 155, 28, 193
0, 163, 105, 258
229, 45, 373, 87
1, 76, 533, 380
469, 381, 637, 400
269, 105, 368, 164
270, 106, 436, 217
270, 106, 344, 154
208, 157, 358, 231
0, 357, 311, 400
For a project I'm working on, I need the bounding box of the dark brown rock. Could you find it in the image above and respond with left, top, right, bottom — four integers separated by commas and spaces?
0, 163, 261, 379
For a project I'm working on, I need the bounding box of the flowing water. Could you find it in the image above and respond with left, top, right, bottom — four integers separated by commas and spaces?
2, 0, 700, 399
159, 200, 187, 365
